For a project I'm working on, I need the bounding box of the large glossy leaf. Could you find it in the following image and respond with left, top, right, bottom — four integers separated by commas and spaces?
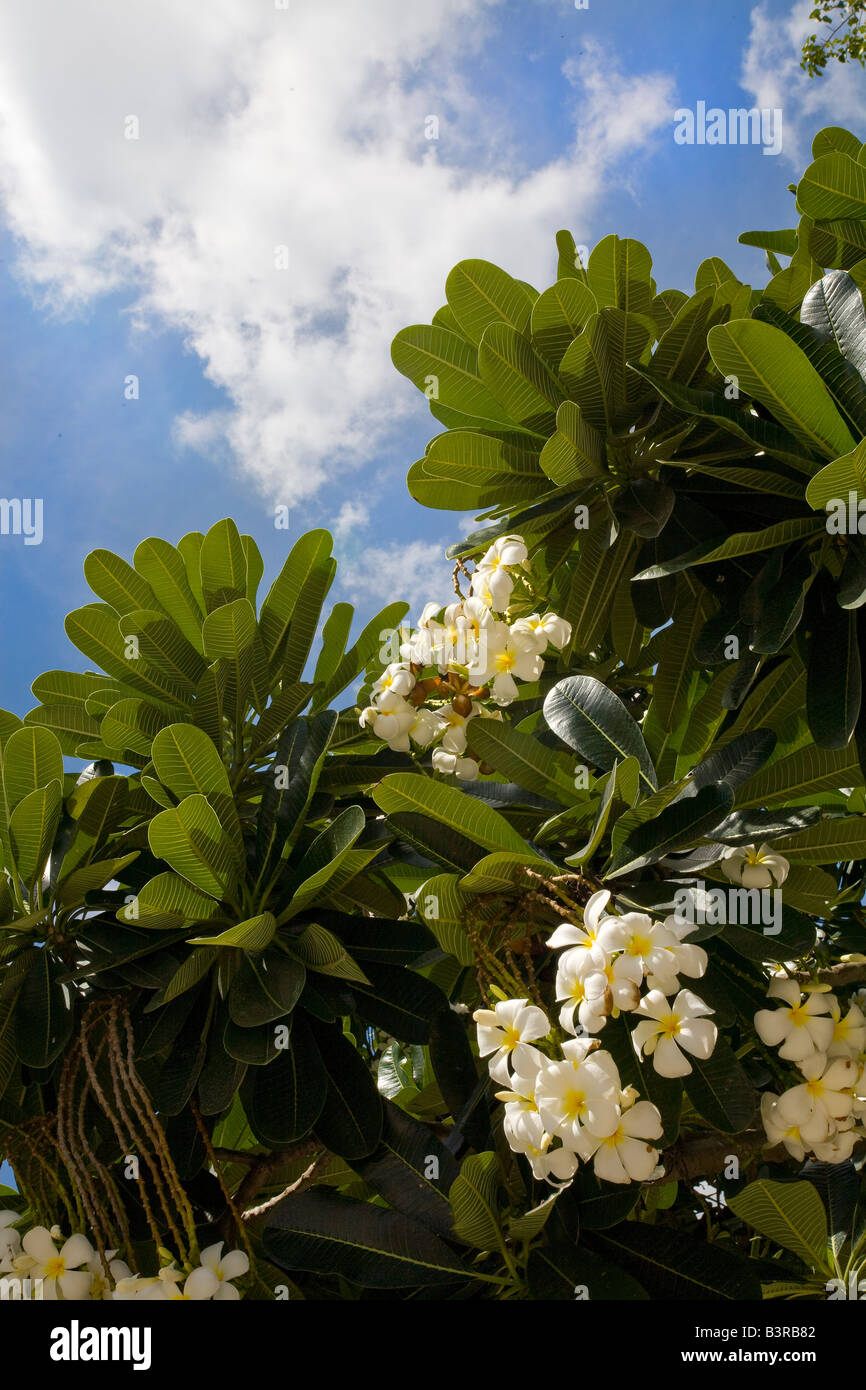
683, 1035, 756, 1133
372, 773, 533, 856
772, 816, 866, 863
445, 258, 534, 345
316, 601, 409, 709
246, 1013, 327, 1144
15, 953, 74, 1068
148, 794, 238, 898
542, 675, 657, 793
801, 269, 866, 384
707, 319, 856, 460
464, 719, 572, 800
256, 710, 338, 881
798, 151, 866, 222
199, 517, 248, 612
2, 725, 64, 817
477, 322, 563, 433
259, 529, 334, 664
588, 1224, 761, 1300
350, 1099, 458, 1239
228, 948, 306, 1026
587, 234, 654, 316
150, 722, 241, 855
118, 610, 207, 692
530, 278, 597, 369
392, 324, 511, 424
449, 1151, 501, 1249
310, 1017, 383, 1160
729, 1180, 830, 1273
806, 596, 860, 748
132, 537, 205, 652
278, 805, 366, 921
263, 1188, 470, 1287
608, 783, 733, 876
341, 962, 448, 1045
118, 871, 221, 931
9, 781, 62, 885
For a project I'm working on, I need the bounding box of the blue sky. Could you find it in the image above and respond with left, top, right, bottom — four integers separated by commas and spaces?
0, 0, 863, 722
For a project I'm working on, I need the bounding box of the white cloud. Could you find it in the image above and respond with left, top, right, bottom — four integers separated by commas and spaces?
332, 499, 370, 543
0, 1, 676, 504
740, 1, 866, 168
339, 539, 456, 623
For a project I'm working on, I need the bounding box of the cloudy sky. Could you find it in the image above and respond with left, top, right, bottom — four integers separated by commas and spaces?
0, 0, 863, 717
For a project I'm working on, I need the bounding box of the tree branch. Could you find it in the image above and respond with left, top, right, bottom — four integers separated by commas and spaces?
653, 1128, 765, 1183
241, 1150, 329, 1223
233, 1138, 321, 1213
795, 961, 866, 987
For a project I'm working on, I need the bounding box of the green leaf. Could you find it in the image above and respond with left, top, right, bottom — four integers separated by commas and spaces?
477, 322, 563, 433
542, 675, 657, 793
133, 537, 205, 651
589, 1224, 761, 1300
150, 722, 241, 853
199, 517, 248, 612
445, 258, 534, 345
9, 781, 63, 885
736, 739, 865, 807
245, 1013, 327, 1143
415, 873, 475, 964
449, 1151, 501, 1249
632, 517, 825, 580
2, 725, 64, 816
148, 794, 238, 899
801, 269, 866, 384
84, 548, 159, 615
287, 922, 370, 984
807, 597, 860, 748
738, 229, 798, 255
100, 697, 175, 759
798, 151, 866, 222
187, 912, 276, 950
805, 436, 866, 511
350, 1099, 458, 1240
587, 234, 654, 316
259, 529, 334, 665
310, 1016, 383, 1160
392, 324, 511, 424
118, 610, 207, 692
118, 871, 221, 931
373, 772, 533, 856
347, 962, 448, 1045
464, 720, 572, 800
530, 278, 597, 369
772, 816, 866, 863
683, 1034, 756, 1133
609, 783, 733, 876
15, 953, 74, 1068
202, 598, 257, 722
228, 948, 306, 1026
707, 319, 856, 460
263, 1188, 470, 1287
538, 400, 605, 486
728, 1180, 830, 1273
316, 601, 409, 709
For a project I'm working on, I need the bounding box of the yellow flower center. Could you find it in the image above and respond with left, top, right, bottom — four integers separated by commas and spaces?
502, 1025, 521, 1049
44, 1256, 65, 1280
659, 1014, 681, 1038
745, 849, 766, 865
788, 1003, 809, 1027
562, 1089, 586, 1120
628, 935, 651, 958
806, 1078, 825, 1099
834, 1017, 850, 1041
495, 650, 516, 672
601, 1125, 625, 1148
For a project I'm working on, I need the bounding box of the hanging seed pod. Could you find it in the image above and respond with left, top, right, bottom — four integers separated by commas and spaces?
452, 692, 472, 717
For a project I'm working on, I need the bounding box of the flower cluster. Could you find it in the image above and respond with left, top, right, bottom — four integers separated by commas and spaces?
549, 889, 718, 1077
756, 976, 866, 1162
358, 536, 571, 780
0, 1218, 248, 1300
473, 999, 664, 1186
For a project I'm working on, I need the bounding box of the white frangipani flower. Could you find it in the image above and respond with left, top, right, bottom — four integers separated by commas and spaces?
468, 620, 543, 704
827, 999, 866, 1060
359, 691, 415, 751
510, 612, 571, 652
371, 662, 415, 699
721, 842, 790, 888
773, 1054, 858, 1146
470, 535, 528, 610
632, 989, 718, 1078
180, 1242, 249, 1301
13, 1227, 95, 1301
473, 998, 550, 1085
760, 1092, 808, 1162
534, 1049, 621, 1147
753, 978, 835, 1062
0, 1211, 21, 1272
574, 1100, 664, 1184
650, 916, 708, 993
431, 748, 479, 779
